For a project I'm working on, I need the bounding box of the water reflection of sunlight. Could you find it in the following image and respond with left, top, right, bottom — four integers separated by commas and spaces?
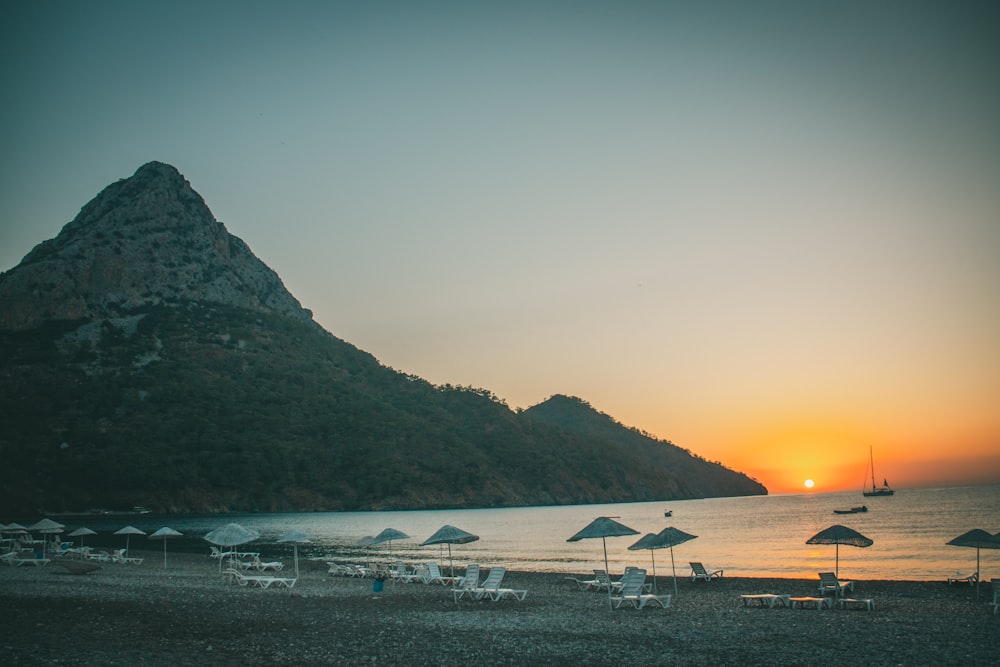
51, 485, 1000, 580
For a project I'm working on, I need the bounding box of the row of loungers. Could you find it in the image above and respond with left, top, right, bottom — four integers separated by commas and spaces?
566, 567, 670, 609
327, 560, 462, 586
451, 566, 527, 602
740, 593, 875, 610
741, 572, 873, 610
567, 562, 722, 594
328, 560, 528, 602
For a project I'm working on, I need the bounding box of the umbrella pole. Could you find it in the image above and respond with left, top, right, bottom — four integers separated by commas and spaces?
294, 545, 300, 579
976, 547, 981, 600
603, 537, 613, 610
163, 540, 167, 569
651, 549, 657, 595
670, 546, 679, 597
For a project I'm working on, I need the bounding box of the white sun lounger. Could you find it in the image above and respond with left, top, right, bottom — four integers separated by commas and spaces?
452, 564, 481, 602
225, 568, 297, 589
613, 570, 669, 609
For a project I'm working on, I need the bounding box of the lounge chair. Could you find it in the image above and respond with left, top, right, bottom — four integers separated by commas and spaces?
471, 567, 507, 600
110, 549, 144, 565
484, 568, 527, 602
5, 549, 50, 567
584, 569, 623, 593
947, 572, 978, 586
490, 585, 528, 601
817, 572, 853, 597
565, 571, 602, 591
392, 561, 423, 583
689, 562, 723, 582
613, 569, 670, 609
452, 564, 481, 601
327, 563, 367, 577
209, 546, 232, 560
422, 561, 461, 586
245, 556, 283, 572
225, 568, 297, 589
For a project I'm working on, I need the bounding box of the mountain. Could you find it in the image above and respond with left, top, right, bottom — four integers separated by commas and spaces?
0, 162, 766, 515
0, 162, 310, 331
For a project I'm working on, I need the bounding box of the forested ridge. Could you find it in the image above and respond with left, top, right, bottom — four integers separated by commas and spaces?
0, 301, 765, 514
0, 162, 765, 515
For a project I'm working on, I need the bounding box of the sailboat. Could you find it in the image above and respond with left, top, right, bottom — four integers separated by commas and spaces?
862, 446, 894, 497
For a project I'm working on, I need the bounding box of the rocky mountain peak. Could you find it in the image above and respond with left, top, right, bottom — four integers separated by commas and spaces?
0, 162, 312, 330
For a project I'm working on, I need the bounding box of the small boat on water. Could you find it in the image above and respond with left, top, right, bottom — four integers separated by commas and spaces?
834, 505, 868, 515
862, 446, 894, 497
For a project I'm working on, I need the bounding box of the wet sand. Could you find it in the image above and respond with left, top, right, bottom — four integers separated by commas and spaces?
1, 550, 995, 665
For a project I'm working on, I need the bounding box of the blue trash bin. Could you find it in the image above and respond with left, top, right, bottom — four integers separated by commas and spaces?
373, 579, 384, 593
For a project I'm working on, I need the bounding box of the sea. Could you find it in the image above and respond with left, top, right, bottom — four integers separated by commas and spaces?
34, 484, 1000, 582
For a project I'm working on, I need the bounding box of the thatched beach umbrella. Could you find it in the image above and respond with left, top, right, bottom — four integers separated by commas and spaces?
629, 526, 697, 596
205, 523, 260, 573
421, 525, 479, 578
806, 524, 873, 578
68, 526, 97, 547
29, 518, 65, 558
946, 528, 1000, 599
568, 517, 639, 609
148, 527, 183, 569
278, 530, 311, 578
114, 525, 147, 557
369, 528, 410, 557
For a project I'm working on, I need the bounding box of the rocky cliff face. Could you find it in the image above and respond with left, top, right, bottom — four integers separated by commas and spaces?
0, 162, 311, 330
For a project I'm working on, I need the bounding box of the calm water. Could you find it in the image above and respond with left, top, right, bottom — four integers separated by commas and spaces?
39, 484, 1000, 581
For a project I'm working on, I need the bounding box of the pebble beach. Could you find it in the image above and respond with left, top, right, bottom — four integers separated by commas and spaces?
1, 550, 996, 666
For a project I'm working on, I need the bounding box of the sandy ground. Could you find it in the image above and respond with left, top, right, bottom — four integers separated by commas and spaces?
1, 549, 996, 666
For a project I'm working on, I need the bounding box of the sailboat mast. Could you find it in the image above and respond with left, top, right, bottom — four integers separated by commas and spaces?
868, 446, 875, 492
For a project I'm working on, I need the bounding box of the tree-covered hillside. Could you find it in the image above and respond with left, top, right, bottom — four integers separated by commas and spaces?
0, 302, 764, 515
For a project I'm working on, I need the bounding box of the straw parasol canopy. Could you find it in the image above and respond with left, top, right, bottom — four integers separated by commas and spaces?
68, 527, 97, 549
421, 525, 479, 577
568, 516, 639, 609
628, 526, 698, 595
114, 525, 147, 556
369, 528, 410, 556
806, 524, 873, 578
29, 518, 65, 557
204, 523, 261, 572
277, 530, 311, 578
946, 528, 1000, 599
148, 527, 183, 569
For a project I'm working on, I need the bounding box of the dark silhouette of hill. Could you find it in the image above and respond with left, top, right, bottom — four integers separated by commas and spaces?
0, 162, 765, 515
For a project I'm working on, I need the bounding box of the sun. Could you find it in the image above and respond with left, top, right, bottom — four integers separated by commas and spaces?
804, 479, 815, 489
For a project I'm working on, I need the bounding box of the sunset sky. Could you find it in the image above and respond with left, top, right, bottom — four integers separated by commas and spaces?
2, 2, 998, 494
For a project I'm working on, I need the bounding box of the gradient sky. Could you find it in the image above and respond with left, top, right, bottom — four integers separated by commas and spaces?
2, 1, 998, 494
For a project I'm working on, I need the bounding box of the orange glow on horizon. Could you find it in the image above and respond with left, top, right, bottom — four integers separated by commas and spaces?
684, 410, 1000, 495
733, 448, 1000, 495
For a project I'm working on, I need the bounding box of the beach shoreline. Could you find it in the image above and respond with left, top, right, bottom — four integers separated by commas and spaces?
2, 550, 995, 665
